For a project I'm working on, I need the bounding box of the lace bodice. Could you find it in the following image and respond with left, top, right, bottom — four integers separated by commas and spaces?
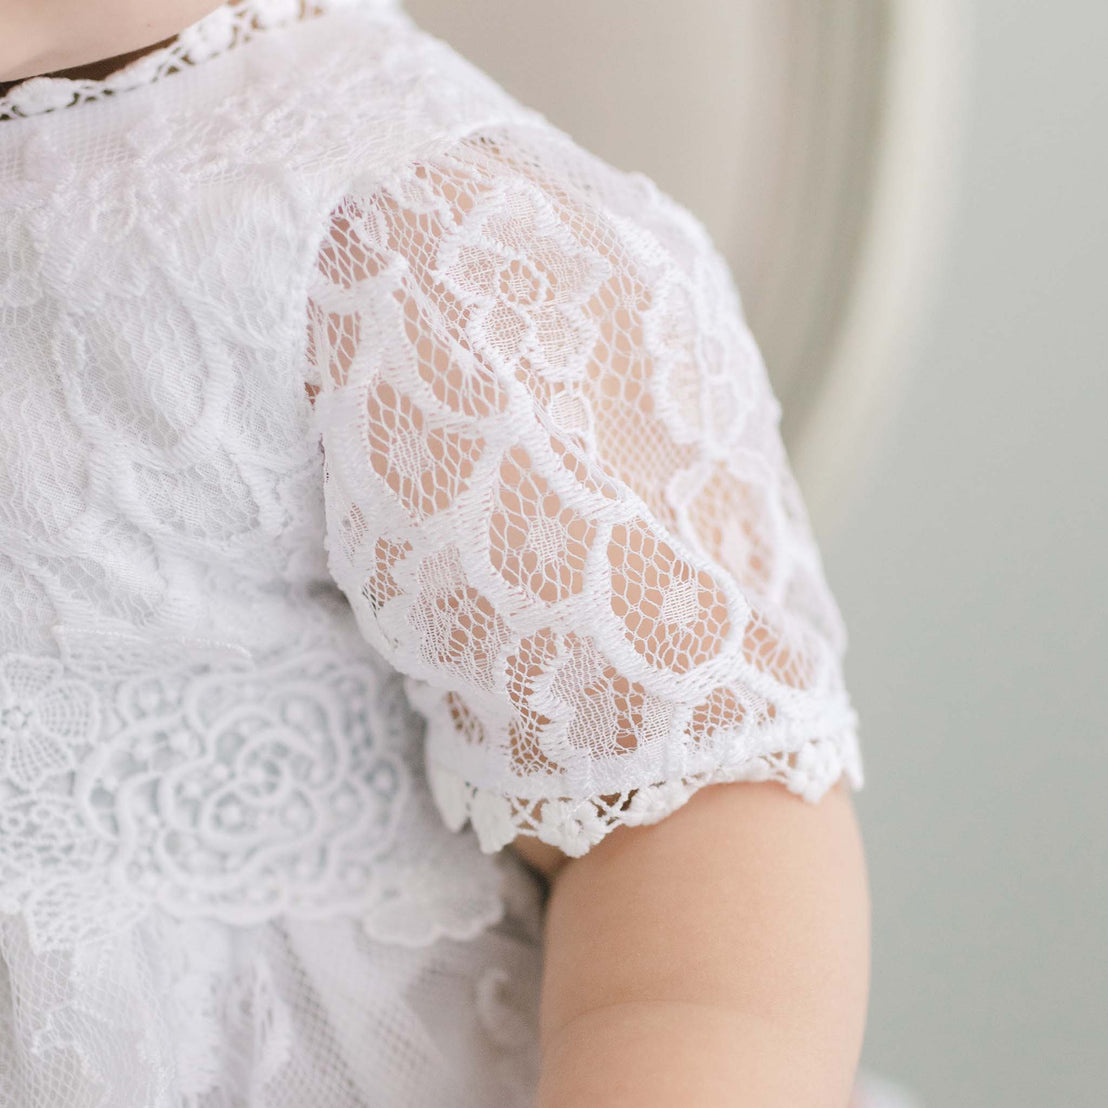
0, 0, 863, 959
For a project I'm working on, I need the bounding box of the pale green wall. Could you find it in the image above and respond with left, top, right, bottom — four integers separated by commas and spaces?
825, 3, 1107, 1105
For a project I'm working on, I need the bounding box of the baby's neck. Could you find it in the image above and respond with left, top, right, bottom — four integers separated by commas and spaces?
0, 37, 178, 98
0, 0, 228, 88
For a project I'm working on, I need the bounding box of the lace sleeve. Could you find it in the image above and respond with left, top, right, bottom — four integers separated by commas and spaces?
305, 124, 863, 857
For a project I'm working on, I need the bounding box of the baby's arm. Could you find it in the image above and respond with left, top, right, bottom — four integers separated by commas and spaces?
308, 126, 870, 1102
511, 778, 870, 1107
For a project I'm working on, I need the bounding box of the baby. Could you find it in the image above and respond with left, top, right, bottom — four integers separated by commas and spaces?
0, 2, 870, 1106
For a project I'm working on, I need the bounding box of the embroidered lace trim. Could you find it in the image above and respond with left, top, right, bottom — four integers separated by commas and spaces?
0, 636, 506, 955
425, 729, 863, 857
0, 0, 396, 122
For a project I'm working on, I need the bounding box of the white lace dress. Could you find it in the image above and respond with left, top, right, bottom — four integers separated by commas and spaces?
0, 2, 883, 1105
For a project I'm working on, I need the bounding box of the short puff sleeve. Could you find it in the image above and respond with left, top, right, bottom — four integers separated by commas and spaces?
305, 124, 863, 858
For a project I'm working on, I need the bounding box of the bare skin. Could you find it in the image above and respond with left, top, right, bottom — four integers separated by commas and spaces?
0, 0, 224, 82
513, 780, 870, 1108
7, 3, 873, 1103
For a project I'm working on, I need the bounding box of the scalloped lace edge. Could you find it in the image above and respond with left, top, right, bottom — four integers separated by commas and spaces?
427, 725, 865, 858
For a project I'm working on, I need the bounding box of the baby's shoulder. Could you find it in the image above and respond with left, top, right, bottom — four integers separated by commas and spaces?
291, 5, 551, 190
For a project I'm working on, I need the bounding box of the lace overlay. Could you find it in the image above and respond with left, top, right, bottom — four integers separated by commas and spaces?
308, 123, 862, 858
0, 631, 507, 954
0, 869, 544, 1107
1, 0, 556, 971
0, 0, 863, 1101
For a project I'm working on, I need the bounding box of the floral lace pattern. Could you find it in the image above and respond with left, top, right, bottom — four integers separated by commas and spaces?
1, 0, 549, 966
308, 123, 863, 859
0, 634, 506, 954
0, 0, 863, 1099
0, 654, 99, 789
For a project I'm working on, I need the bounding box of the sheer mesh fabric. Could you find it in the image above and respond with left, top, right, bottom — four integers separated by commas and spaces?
0, 853, 544, 1108
0, 4, 551, 1103
307, 124, 862, 857
1, 0, 865, 1101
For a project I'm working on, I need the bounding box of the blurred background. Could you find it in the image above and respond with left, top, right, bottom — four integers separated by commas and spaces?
406, 2, 1107, 1106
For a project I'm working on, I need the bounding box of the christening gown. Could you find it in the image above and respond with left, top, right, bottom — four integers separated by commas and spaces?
0, 1, 893, 1105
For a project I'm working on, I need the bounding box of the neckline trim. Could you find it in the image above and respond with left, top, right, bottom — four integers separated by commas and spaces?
0, 0, 397, 122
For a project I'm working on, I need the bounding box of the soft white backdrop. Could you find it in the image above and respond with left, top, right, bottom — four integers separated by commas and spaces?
823, 3, 1107, 1105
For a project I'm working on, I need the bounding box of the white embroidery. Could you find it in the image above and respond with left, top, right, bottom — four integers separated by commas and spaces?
0, 640, 506, 954
0, 1, 863, 1099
